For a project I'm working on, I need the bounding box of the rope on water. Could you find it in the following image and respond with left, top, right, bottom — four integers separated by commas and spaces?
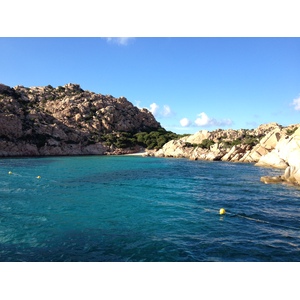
203, 207, 300, 231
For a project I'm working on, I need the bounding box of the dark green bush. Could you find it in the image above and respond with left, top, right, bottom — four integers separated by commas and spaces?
100, 129, 186, 149
199, 139, 215, 149
57, 86, 65, 92
286, 127, 298, 136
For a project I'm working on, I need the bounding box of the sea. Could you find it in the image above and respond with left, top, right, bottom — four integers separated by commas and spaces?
1, 155, 300, 262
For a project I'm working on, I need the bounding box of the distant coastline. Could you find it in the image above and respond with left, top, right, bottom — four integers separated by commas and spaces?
1, 82, 300, 186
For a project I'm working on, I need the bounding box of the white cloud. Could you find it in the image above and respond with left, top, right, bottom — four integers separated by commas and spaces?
135, 100, 141, 108
292, 96, 300, 111
105, 37, 134, 46
180, 118, 191, 127
195, 112, 233, 127
195, 112, 211, 126
149, 103, 160, 116
162, 105, 172, 117
180, 112, 233, 128
220, 118, 234, 126
148, 103, 174, 118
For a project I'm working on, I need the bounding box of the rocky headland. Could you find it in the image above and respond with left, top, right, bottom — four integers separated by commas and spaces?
0, 83, 161, 156
146, 123, 300, 186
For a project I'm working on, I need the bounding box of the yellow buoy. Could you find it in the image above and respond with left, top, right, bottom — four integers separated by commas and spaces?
36, 176, 41, 179
219, 208, 226, 215
8, 171, 12, 175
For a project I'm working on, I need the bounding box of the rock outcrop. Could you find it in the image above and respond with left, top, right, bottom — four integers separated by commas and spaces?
149, 122, 283, 161
0, 83, 161, 156
256, 127, 300, 185
146, 122, 300, 185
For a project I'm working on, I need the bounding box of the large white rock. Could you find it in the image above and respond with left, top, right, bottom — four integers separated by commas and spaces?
184, 130, 210, 144
258, 126, 300, 185
259, 129, 281, 149
255, 150, 288, 169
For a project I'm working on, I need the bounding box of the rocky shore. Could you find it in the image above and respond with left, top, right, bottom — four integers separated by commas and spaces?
145, 123, 300, 186
1, 82, 299, 186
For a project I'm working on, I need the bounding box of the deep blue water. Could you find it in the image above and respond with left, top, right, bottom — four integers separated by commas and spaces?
0, 155, 300, 262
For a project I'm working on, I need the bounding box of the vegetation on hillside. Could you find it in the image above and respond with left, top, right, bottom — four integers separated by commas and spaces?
286, 127, 298, 136
183, 133, 263, 150
100, 128, 189, 150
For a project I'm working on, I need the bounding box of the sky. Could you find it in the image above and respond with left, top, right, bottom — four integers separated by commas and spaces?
1, 37, 299, 133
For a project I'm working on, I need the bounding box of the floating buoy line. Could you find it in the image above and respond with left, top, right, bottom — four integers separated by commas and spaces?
5, 171, 41, 180
3, 170, 300, 232
205, 207, 300, 231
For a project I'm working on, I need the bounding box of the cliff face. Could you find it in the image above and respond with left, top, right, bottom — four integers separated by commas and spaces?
146, 123, 300, 185
0, 83, 161, 156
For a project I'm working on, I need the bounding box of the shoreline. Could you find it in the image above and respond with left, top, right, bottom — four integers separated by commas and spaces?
2, 151, 299, 187
123, 151, 147, 156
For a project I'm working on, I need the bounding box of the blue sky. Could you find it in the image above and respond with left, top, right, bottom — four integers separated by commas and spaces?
1, 37, 299, 133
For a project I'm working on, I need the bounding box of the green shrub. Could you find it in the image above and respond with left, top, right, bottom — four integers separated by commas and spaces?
57, 86, 65, 92
286, 127, 298, 136
100, 129, 186, 149
244, 136, 260, 147
199, 139, 215, 149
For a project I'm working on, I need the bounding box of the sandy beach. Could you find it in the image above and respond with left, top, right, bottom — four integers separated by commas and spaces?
124, 151, 147, 156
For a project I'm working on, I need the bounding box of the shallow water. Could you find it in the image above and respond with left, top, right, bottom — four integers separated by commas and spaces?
0, 155, 299, 261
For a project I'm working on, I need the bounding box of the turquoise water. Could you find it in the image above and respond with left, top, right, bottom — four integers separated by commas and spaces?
0, 155, 300, 262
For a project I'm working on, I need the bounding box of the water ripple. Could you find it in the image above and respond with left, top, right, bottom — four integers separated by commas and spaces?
1, 156, 300, 261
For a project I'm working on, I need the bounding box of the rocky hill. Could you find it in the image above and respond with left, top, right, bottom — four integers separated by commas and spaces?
0, 83, 161, 156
